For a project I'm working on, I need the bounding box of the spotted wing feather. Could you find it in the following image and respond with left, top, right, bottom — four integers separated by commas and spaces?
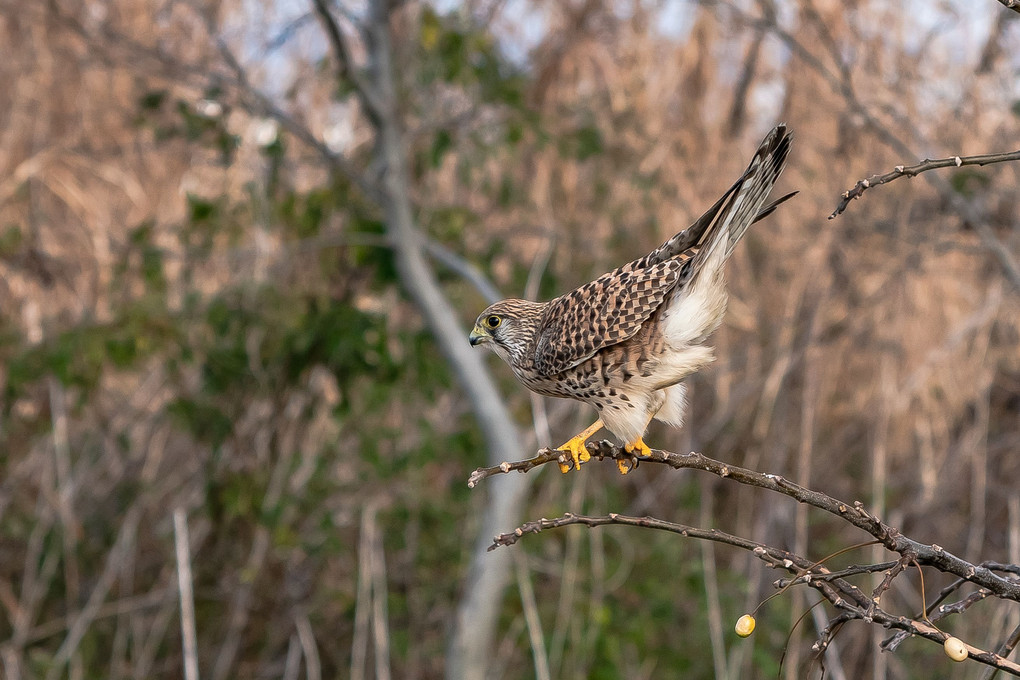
532, 258, 684, 375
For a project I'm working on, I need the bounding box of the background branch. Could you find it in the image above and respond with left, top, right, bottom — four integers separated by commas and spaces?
310, 0, 385, 121
361, 6, 532, 680
829, 150, 1020, 219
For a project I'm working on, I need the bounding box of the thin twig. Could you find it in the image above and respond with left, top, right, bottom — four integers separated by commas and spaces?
885, 564, 1019, 652
45, 507, 142, 680
350, 505, 373, 680
310, 0, 384, 120
994, 0, 1020, 14
468, 448, 565, 487
513, 552, 551, 680
294, 609, 322, 680
871, 554, 912, 606
829, 150, 1020, 219
811, 612, 853, 657
173, 509, 200, 680
422, 239, 503, 304
981, 622, 1020, 680
491, 512, 801, 567
369, 505, 392, 680
775, 561, 900, 585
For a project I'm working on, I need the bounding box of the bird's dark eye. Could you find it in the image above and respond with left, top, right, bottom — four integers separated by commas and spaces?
485, 315, 501, 329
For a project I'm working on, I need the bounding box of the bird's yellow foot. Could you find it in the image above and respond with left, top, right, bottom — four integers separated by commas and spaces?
556, 435, 592, 473
618, 438, 653, 475
554, 419, 604, 473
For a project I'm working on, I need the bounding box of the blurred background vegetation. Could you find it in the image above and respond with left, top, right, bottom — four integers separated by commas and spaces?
0, 1, 1018, 679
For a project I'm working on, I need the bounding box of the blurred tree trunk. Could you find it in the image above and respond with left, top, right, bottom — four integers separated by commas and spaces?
364, 5, 533, 679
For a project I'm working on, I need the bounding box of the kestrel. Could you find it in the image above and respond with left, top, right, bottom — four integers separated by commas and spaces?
470, 125, 793, 474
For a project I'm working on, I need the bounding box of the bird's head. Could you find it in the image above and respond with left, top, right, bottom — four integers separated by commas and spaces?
469, 299, 545, 365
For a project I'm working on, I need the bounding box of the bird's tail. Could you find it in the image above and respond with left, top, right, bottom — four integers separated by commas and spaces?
685, 125, 793, 279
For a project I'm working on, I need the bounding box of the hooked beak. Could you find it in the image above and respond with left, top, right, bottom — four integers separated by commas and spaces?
469, 326, 488, 346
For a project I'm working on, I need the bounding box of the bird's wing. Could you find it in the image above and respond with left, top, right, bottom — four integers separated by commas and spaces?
532, 125, 793, 376
532, 258, 685, 375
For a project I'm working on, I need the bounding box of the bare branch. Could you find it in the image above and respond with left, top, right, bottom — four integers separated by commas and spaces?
982, 622, 1020, 680
468, 448, 563, 486
470, 443, 1020, 602
492, 512, 774, 556
310, 0, 385, 121
885, 562, 1020, 651
995, 0, 1020, 14
207, 29, 383, 202
489, 512, 859, 609
487, 510, 1020, 676
422, 239, 503, 304
829, 150, 1020, 219
776, 561, 900, 584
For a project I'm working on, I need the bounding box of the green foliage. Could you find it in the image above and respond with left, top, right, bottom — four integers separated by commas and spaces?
418, 6, 526, 107
116, 220, 168, 294
282, 296, 397, 389
181, 192, 250, 254
349, 213, 399, 285
275, 186, 334, 238
138, 89, 167, 111
0, 224, 24, 256
430, 128, 454, 167
188, 194, 221, 223
4, 300, 178, 402
427, 205, 478, 242
949, 168, 990, 198
168, 396, 233, 447
559, 124, 604, 160
134, 91, 239, 164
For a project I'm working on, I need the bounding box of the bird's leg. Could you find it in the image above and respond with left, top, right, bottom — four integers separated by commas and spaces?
555, 419, 604, 473
618, 438, 652, 475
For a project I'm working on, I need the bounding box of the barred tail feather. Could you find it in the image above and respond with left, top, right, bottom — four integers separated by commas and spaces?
689, 124, 792, 275
620, 127, 794, 275
723, 125, 793, 257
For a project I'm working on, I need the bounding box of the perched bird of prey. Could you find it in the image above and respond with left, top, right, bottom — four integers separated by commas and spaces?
469, 125, 793, 474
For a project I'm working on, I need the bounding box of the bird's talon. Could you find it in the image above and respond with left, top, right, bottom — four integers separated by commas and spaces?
616, 458, 633, 475
555, 425, 600, 473
623, 438, 652, 458
556, 443, 586, 473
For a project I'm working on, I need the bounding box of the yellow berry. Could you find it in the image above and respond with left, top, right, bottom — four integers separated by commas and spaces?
735, 614, 756, 638
943, 636, 967, 662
